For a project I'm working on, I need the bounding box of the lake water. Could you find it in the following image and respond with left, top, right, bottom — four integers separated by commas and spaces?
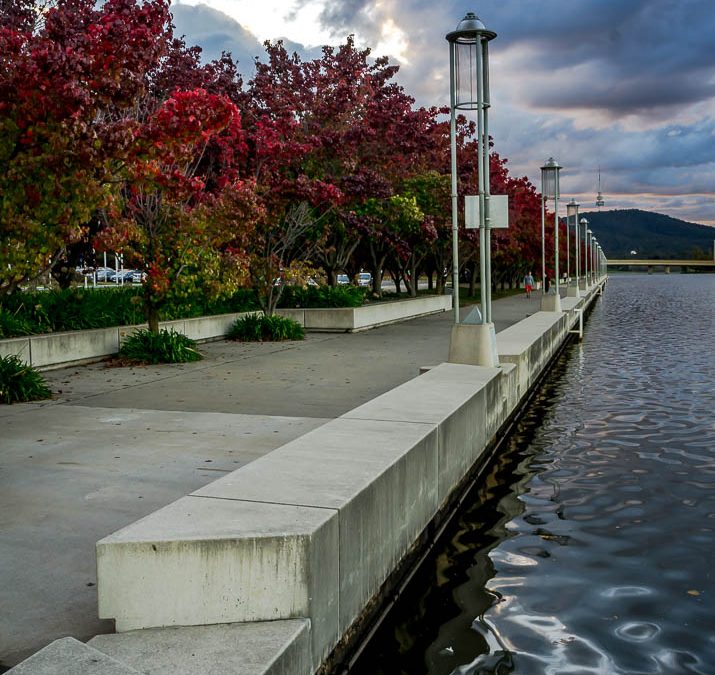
352, 274, 715, 675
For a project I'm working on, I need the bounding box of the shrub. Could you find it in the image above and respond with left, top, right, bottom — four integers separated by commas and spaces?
0, 309, 35, 338
278, 284, 366, 309
119, 329, 202, 364
0, 355, 51, 404
227, 314, 305, 342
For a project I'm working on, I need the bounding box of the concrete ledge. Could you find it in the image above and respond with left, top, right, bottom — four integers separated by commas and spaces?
274, 308, 306, 326
6, 637, 141, 675
278, 295, 452, 332
29, 328, 120, 370
0, 336, 31, 361
497, 311, 569, 396
96, 495, 338, 669
88, 620, 312, 675
193, 417, 440, 638
343, 362, 503, 503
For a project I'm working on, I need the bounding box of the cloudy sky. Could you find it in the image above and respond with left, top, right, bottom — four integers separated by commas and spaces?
171, 0, 715, 226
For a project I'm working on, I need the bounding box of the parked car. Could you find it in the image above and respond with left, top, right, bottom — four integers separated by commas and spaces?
93, 267, 115, 282
357, 272, 372, 287
337, 274, 349, 285
106, 269, 135, 283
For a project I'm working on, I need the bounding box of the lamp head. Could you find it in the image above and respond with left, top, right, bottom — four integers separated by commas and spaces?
540, 157, 562, 199
446, 12, 497, 43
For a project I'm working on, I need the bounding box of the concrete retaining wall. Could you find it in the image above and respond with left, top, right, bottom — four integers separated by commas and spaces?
1, 295, 452, 370
0, 314, 251, 371
9, 282, 605, 675
277, 294, 452, 332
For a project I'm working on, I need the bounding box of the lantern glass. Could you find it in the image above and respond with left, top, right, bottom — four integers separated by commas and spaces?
454, 40, 479, 110
566, 200, 579, 218
540, 158, 561, 199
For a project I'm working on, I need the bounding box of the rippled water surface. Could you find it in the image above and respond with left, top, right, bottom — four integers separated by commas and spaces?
352, 275, 715, 675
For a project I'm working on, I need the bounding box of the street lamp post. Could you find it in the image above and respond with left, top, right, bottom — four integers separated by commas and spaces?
446, 11, 499, 366
586, 228, 593, 286
566, 199, 580, 298
592, 238, 599, 282
540, 157, 562, 311
579, 218, 589, 290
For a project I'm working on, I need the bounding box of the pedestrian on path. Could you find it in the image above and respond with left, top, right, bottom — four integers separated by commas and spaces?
524, 271, 535, 298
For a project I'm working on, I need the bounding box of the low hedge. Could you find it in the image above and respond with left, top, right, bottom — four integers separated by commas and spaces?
0, 287, 260, 338
278, 284, 366, 308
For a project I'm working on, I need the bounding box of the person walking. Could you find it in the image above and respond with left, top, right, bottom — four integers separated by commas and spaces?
524, 271, 535, 299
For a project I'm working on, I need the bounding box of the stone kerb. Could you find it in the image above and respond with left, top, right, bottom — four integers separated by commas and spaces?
6, 637, 141, 675
88, 619, 312, 675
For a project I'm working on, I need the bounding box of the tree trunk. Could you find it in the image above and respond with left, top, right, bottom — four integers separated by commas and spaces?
147, 305, 160, 334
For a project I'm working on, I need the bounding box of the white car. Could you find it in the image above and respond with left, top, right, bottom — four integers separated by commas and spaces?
357, 272, 372, 287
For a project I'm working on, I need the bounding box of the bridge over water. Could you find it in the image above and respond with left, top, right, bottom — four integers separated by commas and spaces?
607, 259, 715, 270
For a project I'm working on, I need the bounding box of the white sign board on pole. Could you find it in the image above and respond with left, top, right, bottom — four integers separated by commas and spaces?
464, 195, 479, 229
489, 195, 509, 229
464, 195, 509, 229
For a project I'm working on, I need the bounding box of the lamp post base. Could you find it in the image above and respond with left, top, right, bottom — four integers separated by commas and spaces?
448, 322, 499, 367
540, 293, 562, 312
566, 283, 580, 298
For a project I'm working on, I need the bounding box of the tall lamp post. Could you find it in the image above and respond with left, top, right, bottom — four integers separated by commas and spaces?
579, 217, 589, 291
540, 157, 562, 312
566, 199, 580, 298
446, 11, 499, 366
586, 228, 593, 286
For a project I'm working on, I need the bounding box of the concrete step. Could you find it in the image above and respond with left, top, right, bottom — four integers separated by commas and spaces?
6, 637, 141, 675
88, 619, 311, 675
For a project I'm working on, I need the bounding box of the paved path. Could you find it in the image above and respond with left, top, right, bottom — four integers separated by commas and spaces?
0, 289, 548, 669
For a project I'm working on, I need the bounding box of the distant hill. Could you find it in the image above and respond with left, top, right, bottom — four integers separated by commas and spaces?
578, 209, 714, 259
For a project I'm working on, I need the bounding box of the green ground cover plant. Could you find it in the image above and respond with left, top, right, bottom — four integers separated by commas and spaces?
0, 355, 51, 404
119, 329, 203, 364
227, 314, 305, 342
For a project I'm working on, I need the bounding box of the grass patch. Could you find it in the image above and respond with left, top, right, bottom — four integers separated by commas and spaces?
227, 314, 305, 342
119, 329, 202, 364
0, 355, 51, 404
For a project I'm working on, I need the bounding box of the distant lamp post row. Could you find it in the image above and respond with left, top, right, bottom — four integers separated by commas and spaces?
566, 198, 580, 298
538, 165, 611, 310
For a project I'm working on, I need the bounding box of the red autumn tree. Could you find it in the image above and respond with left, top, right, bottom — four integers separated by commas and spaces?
96, 88, 260, 331
0, 0, 172, 295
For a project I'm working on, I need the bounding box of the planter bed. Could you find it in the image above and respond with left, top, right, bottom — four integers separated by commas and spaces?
0, 295, 452, 370
277, 294, 452, 332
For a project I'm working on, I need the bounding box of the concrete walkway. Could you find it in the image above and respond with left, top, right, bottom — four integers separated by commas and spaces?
0, 289, 551, 669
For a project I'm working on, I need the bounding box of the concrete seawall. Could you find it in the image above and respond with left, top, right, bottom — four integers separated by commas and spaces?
7, 282, 605, 675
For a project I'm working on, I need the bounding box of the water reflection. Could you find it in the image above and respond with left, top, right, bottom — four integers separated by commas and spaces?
352, 275, 715, 675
